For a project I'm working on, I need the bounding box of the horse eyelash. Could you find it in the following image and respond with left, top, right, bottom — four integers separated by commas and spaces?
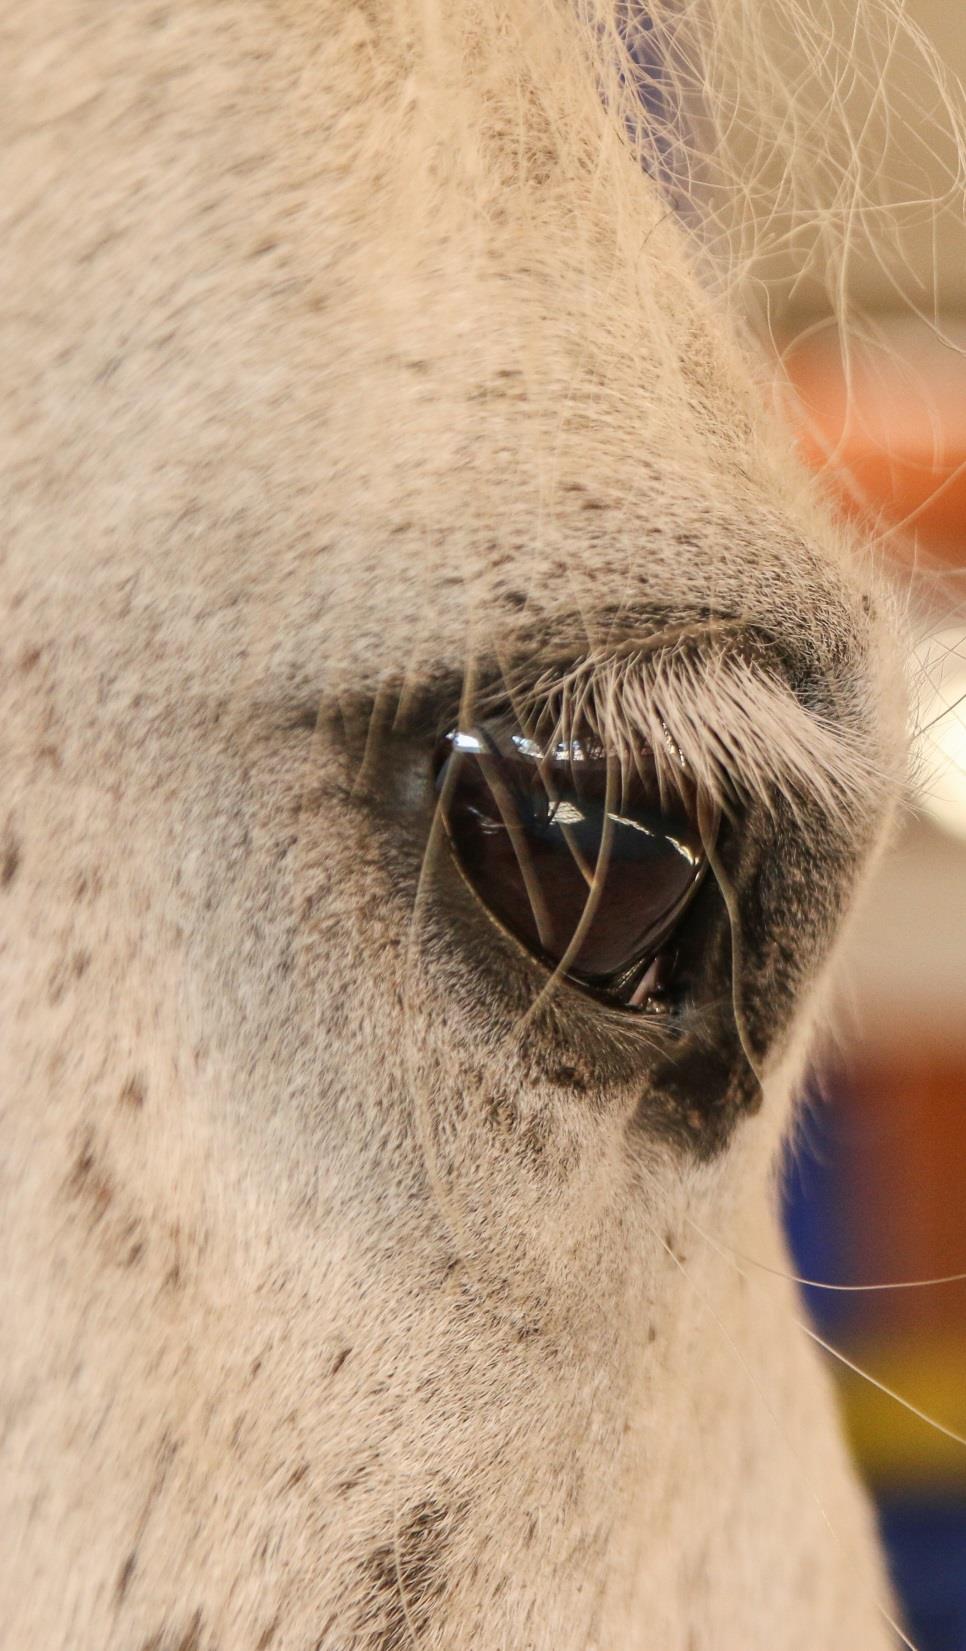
483, 643, 895, 831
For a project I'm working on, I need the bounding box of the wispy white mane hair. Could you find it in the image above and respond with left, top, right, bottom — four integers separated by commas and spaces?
1, 3, 964, 1650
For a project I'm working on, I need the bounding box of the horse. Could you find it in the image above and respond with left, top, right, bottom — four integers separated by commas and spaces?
2, 2, 961, 1646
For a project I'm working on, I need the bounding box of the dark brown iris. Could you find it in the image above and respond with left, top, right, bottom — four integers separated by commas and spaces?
434, 720, 712, 1009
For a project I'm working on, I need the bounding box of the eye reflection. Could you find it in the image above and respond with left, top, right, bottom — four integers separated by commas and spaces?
434, 718, 713, 1010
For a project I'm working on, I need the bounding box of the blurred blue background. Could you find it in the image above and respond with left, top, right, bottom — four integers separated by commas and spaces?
784, 1067, 966, 1651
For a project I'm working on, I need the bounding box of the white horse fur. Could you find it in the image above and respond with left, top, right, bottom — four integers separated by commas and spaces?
2, 3, 962, 1648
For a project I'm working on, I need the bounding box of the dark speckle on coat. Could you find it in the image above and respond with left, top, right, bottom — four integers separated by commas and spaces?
120, 1073, 147, 1110
139, 1609, 210, 1651
1, 832, 20, 888
283, 1461, 309, 1492
357, 1500, 454, 1651
115, 1549, 138, 1604
67, 1133, 114, 1222
47, 947, 92, 1005
65, 1130, 148, 1266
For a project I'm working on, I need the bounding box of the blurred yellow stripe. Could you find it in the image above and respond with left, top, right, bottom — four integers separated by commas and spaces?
829, 1335, 966, 1489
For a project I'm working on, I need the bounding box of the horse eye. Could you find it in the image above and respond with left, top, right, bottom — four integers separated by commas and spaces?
434, 719, 713, 1011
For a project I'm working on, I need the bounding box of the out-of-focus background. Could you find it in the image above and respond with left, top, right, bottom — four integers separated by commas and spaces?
767, 6, 966, 1645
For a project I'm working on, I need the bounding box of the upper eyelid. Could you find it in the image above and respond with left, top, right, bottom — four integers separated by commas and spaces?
288, 635, 797, 747
310, 602, 871, 809
336, 604, 825, 710
321, 627, 770, 726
